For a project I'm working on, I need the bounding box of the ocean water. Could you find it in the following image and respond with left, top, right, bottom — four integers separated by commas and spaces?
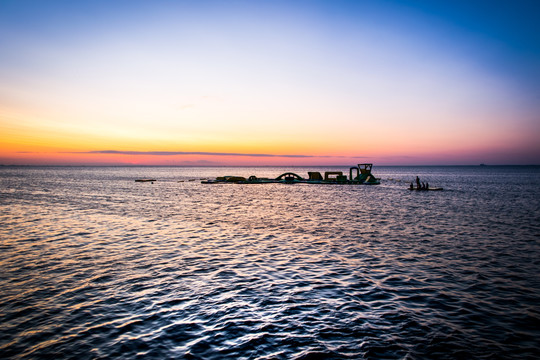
1, 165, 539, 359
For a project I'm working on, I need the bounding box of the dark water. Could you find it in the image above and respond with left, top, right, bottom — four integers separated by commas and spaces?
1, 166, 539, 359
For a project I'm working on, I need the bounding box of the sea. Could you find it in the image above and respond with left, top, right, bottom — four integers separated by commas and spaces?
1, 165, 539, 359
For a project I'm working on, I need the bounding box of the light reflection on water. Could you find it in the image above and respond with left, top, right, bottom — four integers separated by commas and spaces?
1, 166, 539, 359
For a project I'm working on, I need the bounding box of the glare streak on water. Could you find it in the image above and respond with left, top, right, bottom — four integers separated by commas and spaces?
1, 166, 539, 359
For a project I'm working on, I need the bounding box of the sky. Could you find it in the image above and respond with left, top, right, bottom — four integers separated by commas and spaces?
0, 0, 539, 166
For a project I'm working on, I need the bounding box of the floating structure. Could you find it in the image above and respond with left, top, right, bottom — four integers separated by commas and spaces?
135, 179, 156, 183
201, 164, 381, 185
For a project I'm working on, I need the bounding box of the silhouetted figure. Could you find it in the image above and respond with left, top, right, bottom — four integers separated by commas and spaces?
410, 182, 414, 190
416, 176, 421, 190
426, 182, 429, 190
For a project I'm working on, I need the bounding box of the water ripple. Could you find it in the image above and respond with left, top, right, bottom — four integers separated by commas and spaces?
1, 166, 539, 359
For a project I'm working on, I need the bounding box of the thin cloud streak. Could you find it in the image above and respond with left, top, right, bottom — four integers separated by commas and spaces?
69, 150, 366, 158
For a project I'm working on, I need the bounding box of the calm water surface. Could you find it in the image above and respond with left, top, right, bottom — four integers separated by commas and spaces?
1, 166, 539, 359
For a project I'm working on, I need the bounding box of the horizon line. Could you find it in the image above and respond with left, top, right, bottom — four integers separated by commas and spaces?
2, 164, 539, 167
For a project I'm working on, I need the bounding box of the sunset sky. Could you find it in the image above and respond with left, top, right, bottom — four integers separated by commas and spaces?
1, 0, 539, 166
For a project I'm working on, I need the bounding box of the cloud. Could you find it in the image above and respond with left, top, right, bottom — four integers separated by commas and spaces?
70, 150, 366, 158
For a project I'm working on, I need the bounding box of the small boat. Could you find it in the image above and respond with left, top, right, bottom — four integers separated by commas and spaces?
408, 176, 442, 191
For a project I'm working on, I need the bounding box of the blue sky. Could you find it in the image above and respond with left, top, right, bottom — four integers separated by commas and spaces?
1, 0, 539, 165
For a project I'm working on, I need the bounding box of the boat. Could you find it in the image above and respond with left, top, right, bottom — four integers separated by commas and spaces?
201, 164, 381, 185
406, 176, 443, 191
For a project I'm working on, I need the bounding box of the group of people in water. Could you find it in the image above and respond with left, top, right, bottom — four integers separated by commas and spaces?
410, 176, 429, 190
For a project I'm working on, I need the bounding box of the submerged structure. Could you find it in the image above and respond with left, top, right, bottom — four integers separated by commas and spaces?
202, 163, 380, 185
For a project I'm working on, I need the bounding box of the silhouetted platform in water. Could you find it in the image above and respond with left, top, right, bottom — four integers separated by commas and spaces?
201, 164, 381, 185
408, 187, 443, 191
135, 179, 156, 182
